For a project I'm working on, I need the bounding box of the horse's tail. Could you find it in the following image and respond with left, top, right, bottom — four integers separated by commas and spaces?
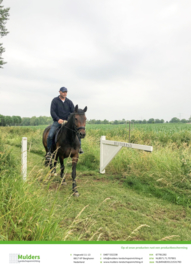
42, 125, 51, 166
42, 125, 51, 153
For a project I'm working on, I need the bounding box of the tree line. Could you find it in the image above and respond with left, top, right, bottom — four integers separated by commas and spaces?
0, 115, 52, 126
87, 117, 191, 124
0, 114, 191, 126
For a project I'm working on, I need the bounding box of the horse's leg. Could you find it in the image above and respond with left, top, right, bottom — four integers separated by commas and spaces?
48, 151, 57, 176
52, 152, 58, 176
44, 150, 49, 167
49, 154, 53, 172
72, 154, 79, 196
60, 156, 66, 185
43, 127, 50, 167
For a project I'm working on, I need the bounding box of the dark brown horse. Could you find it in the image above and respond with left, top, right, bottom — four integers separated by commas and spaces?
42, 105, 87, 196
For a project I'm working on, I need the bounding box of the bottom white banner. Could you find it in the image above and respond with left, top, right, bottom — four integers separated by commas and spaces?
0, 243, 190, 269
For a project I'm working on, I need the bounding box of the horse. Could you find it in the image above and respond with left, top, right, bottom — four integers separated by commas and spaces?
42, 105, 87, 197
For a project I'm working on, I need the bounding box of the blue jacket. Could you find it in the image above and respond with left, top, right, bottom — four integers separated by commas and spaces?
50, 96, 74, 121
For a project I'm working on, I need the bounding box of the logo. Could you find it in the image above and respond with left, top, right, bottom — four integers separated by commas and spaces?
9, 254, 40, 263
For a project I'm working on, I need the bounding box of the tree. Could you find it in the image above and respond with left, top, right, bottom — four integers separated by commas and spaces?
12, 116, 18, 125
113, 120, 119, 125
95, 120, 101, 124
0, 0, 10, 68
22, 117, 30, 126
148, 118, 155, 124
0, 114, 5, 126
17, 116, 22, 125
46, 116, 52, 125
155, 119, 161, 123
5, 115, 12, 125
38, 116, 45, 125
30, 116, 37, 126
103, 119, 109, 124
180, 119, 187, 123
170, 117, 180, 123
88, 119, 96, 124
120, 119, 126, 124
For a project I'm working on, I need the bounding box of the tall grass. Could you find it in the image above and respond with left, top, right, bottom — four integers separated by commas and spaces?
84, 124, 191, 207
0, 135, 118, 241
0, 137, 60, 240
1, 124, 191, 241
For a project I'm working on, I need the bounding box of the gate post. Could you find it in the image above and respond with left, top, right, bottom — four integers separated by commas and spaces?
21, 137, 27, 181
100, 136, 106, 174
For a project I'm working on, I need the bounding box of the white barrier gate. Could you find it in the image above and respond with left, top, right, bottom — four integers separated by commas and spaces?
21, 137, 27, 181
100, 136, 153, 174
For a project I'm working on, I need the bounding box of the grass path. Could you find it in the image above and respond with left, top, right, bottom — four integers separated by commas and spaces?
9, 145, 191, 241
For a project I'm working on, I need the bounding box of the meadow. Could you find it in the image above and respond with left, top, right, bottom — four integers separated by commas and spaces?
0, 123, 191, 241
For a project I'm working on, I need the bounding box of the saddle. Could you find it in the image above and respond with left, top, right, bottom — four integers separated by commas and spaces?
54, 127, 61, 144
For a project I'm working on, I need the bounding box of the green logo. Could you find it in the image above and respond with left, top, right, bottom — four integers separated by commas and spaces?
18, 255, 40, 260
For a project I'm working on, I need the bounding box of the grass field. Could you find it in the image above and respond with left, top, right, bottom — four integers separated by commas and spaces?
0, 123, 191, 241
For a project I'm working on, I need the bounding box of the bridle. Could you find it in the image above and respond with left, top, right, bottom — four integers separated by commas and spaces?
76, 126, 85, 132
73, 113, 86, 135
61, 112, 86, 135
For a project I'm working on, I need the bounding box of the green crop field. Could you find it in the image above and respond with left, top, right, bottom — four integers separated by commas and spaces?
0, 123, 191, 241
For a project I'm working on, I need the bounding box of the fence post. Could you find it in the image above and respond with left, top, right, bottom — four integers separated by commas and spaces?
21, 137, 27, 181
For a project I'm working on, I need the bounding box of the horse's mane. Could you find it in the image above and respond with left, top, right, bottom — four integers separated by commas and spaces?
56, 107, 86, 145
65, 109, 85, 129
57, 109, 84, 143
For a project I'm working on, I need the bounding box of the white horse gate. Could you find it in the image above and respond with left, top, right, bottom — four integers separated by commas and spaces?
100, 136, 153, 174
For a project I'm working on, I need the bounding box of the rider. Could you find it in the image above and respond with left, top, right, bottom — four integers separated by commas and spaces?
46, 87, 83, 160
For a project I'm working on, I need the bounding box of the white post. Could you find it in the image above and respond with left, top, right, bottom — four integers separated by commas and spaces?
100, 136, 106, 174
21, 137, 27, 181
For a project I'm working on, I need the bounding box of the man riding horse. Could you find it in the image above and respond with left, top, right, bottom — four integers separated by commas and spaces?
46, 86, 83, 161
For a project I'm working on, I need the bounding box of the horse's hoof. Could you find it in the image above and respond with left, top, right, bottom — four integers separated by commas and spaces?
51, 173, 57, 177
61, 181, 67, 185
73, 192, 79, 197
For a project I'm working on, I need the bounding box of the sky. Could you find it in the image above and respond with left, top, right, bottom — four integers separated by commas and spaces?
1, 0, 191, 121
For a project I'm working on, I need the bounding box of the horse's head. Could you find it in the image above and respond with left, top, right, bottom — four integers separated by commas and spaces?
74, 105, 87, 138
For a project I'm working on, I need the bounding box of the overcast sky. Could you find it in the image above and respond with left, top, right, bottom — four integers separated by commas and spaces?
1, 0, 191, 121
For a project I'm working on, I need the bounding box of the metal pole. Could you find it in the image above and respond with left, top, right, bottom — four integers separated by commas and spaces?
129, 121, 131, 143
126, 121, 128, 141
21, 137, 27, 181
